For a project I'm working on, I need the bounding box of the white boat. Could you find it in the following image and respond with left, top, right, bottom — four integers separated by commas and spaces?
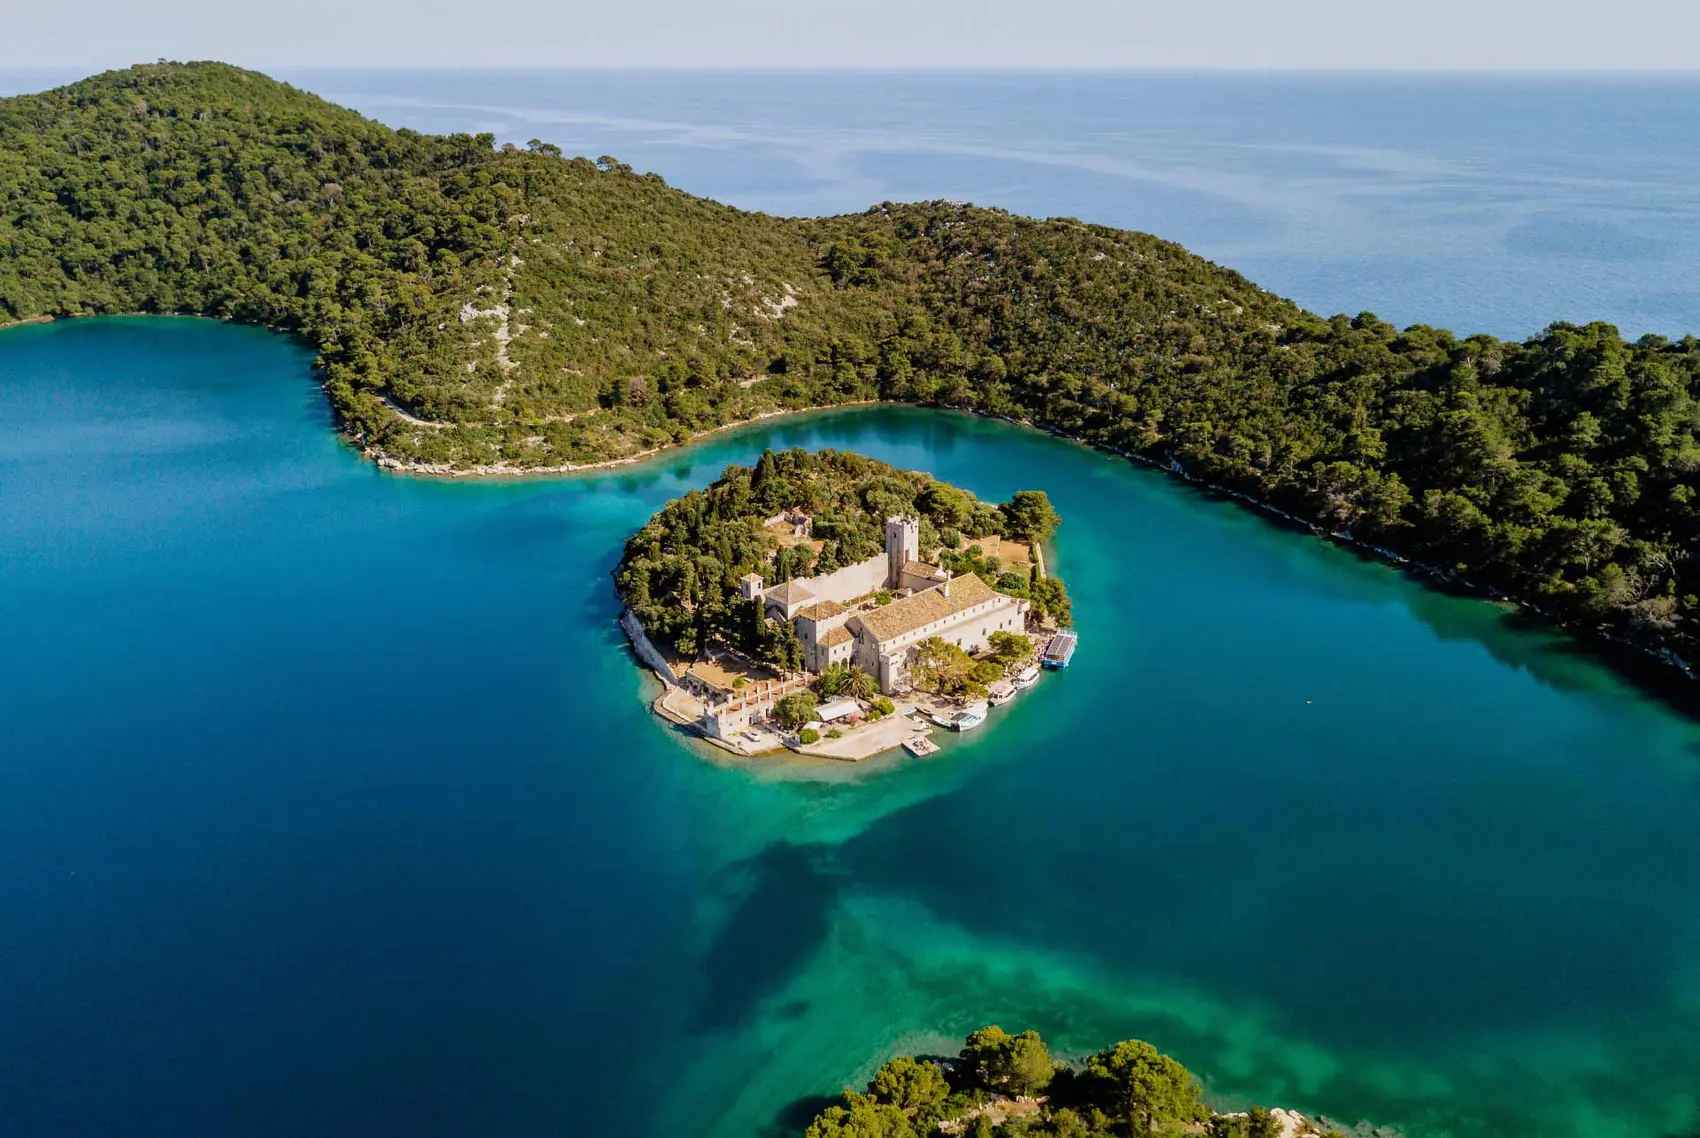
987, 679, 1017, 706
1012, 665, 1040, 690
946, 701, 989, 731
903, 736, 941, 758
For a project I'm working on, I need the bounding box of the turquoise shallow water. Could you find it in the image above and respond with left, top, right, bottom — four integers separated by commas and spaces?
3, 316, 1700, 1137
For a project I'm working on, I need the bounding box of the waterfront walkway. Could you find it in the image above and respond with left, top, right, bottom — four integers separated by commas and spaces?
645, 649, 1035, 762
794, 712, 933, 761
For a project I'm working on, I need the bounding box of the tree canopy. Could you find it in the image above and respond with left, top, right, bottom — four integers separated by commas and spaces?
1083, 1038, 1208, 1132
802, 1027, 1357, 1138
773, 691, 819, 730
613, 448, 1064, 664
1002, 491, 1062, 545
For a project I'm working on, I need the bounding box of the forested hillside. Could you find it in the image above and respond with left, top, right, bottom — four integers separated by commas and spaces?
4, 63, 1699, 671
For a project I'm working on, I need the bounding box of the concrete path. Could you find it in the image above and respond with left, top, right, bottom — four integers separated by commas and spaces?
796, 714, 932, 761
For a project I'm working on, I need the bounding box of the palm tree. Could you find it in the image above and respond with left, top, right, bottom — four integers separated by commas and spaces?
845, 666, 879, 701
815, 663, 851, 697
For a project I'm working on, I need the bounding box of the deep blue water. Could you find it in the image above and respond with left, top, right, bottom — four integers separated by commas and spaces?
4, 74, 1700, 1138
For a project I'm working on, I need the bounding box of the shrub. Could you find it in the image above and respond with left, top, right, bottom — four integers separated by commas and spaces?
774, 691, 819, 729
798, 728, 821, 744
827, 728, 843, 739
872, 696, 896, 715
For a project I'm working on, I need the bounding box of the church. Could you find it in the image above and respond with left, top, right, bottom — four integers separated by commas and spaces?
738, 515, 1029, 693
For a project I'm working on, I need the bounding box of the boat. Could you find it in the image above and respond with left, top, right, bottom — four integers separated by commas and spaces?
1012, 664, 1040, 690
903, 736, 941, 758
1041, 630, 1078, 669
945, 701, 989, 731
987, 679, 1017, 706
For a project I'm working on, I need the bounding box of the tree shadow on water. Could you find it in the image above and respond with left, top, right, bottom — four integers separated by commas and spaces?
693, 840, 845, 1032
1332, 547, 1700, 725
757, 1093, 841, 1138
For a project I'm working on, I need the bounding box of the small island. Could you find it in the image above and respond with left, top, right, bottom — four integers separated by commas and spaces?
615, 449, 1073, 759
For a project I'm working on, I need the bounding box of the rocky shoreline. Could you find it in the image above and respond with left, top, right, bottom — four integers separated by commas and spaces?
364, 402, 882, 479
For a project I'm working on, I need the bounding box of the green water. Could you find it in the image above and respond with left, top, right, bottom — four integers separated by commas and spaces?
3, 318, 1698, 1138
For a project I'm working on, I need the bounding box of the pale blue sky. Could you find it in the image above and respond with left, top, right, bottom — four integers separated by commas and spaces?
7, 0, 1700, 70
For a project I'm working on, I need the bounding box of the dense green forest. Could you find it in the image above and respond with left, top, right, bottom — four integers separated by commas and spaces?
614, 448, 1066, 664
798, 1026, 1391, 1138
5, 63, 1700, 671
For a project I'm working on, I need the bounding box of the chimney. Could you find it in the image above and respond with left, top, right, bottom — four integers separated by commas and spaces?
942, 569, 952, 598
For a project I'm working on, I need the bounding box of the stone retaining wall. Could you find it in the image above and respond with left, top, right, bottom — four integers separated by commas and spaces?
620, 610, 678, 686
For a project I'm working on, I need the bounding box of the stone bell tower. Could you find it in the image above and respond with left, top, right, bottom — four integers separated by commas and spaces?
884, 515, 920, 587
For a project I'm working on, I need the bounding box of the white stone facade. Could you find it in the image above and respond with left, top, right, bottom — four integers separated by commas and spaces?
748, 513, 1029, 694
847, 579, 1027, 692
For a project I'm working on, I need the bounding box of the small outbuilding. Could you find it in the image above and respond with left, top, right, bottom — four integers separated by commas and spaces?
814, 698, 861, 723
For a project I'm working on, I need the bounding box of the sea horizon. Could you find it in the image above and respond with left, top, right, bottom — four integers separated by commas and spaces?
10, 63, 1700, 75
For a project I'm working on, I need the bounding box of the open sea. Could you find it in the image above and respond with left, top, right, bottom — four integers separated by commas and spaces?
4, 72, 1700, 1138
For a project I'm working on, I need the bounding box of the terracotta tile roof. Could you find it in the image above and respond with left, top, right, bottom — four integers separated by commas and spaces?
797, 599, 846, 621
901, 559, 944, 579
850, 574, 1003, 643
765, 578, 816, 606
820, 626, 853, 647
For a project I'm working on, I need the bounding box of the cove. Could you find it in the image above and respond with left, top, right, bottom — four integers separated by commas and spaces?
3, 317, 1699, 1138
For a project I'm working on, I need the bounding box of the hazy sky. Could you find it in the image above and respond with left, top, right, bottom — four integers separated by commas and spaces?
8, 0, 1700, 70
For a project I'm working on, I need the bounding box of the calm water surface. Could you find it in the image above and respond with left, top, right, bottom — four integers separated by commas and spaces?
3, 317, 1699, 1138
5, 72, 1700, 1138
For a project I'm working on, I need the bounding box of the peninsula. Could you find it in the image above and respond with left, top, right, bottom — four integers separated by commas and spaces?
4, 63, 1699, 683
615, 449, 1070, 758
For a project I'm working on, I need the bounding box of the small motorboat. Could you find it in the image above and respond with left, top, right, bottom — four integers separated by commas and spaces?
946, 701, 989, 731
987, 679, 1017, 706
1012, 664, 1040, 690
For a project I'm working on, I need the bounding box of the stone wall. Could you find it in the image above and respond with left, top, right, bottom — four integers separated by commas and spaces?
799, 554, 889, 606
620, 610, 678, 686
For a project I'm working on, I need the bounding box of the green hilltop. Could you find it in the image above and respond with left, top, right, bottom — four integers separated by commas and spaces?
4, 62, 1700, 671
